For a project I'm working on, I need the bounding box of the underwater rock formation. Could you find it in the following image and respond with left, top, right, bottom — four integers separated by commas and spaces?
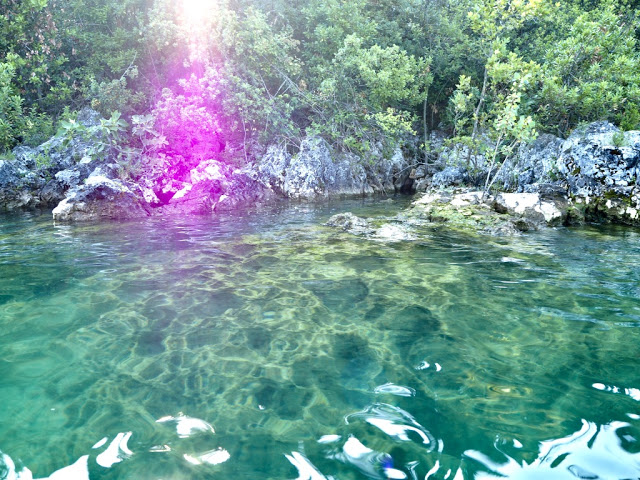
324, 212, 374, 235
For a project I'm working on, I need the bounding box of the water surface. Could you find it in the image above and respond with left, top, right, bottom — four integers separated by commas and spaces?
1, 199, 639, 479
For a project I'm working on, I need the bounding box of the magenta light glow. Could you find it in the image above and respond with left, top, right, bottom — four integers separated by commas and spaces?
147, 0, 232, 208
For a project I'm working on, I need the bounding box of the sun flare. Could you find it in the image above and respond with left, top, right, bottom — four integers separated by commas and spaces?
181, 0, 214, 61
182, 0, 213, 24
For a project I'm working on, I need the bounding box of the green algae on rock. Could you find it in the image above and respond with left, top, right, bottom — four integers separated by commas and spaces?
405, 190, 574, 236
404, 191, 535, 235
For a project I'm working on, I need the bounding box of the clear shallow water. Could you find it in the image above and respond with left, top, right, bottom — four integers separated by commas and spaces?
1, 199, 640, 480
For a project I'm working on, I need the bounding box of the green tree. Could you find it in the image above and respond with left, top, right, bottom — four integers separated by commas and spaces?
0, 61, 25, 150
533, 2, 640, 133
449, 5, 543, 185
309, 34, 429, 153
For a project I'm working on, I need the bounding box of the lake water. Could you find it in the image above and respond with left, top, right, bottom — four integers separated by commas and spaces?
1, 198, 640, 480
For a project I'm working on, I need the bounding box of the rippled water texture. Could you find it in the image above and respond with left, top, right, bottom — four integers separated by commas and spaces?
1, 199, 640, 480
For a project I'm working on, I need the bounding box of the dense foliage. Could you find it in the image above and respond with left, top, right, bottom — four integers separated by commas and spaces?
1, 0, 639, 171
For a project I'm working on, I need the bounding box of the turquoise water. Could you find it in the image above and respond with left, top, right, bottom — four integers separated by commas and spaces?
1, 199, 640, 480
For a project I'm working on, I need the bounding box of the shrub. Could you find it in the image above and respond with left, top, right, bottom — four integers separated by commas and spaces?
0, 62, 25, 152
142, 71, 225, 166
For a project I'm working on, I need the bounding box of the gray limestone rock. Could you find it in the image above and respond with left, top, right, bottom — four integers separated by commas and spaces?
257, 139, 412, 199
282, 136, 370, 198
257, 144, 291, 195
438, 141, 486, 173
53, 176, 150, 222
157, 159, 275, 215
76, 107, 103, 128
492, 192, 568, 227
0, 159, 22, 189
409, 189, 569, 235
1, 109, 119, 211
366, 146, 411, 193
282, 137, 334, 198
482, 121, 640, 225
0, 157, 36, 209
554, 122, 640, 224
39, 180, 67, 206
559, 122, 639, 196
431, 166, 470, 188
498, 134, 564, 191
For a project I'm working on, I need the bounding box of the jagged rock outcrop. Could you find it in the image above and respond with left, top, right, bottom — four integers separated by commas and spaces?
366, 146, 415, 194
0, 108, 113, 210
259, 137, 369, 199
258, 137, 413, 199
436, 136, 486, 176
156, 159, 276, 216
431, 166, 470, 188
500, 122, 640, 225
283, 137, 368, 198
432, 121, 640, 227
557, 122, 640, 224
0, 158, 30, 209
497, 134, 564, 192
4, 105, 639, 230
52, 174, 151, 222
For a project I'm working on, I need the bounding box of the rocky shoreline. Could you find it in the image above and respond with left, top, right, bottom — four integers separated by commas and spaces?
1, 110, 639, 234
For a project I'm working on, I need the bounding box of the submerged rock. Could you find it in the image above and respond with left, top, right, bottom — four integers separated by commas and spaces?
324, 212, 374, 235
373, 223, 416, 242
305, 279, 370, 311
324, 212, 417, 241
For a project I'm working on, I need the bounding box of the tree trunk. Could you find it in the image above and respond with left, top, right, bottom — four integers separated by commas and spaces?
467, 67, 489, 170
423, 92, 429, 163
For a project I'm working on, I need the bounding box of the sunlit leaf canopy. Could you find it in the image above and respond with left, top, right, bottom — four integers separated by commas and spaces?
0, 0, 639, 162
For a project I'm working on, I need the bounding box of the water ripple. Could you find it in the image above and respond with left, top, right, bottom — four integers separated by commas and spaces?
466, 420, 640, 479
346, 403, 436, 447
2, 206, 640, 479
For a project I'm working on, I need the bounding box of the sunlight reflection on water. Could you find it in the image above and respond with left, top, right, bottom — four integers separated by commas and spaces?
467, 420, 640, 480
